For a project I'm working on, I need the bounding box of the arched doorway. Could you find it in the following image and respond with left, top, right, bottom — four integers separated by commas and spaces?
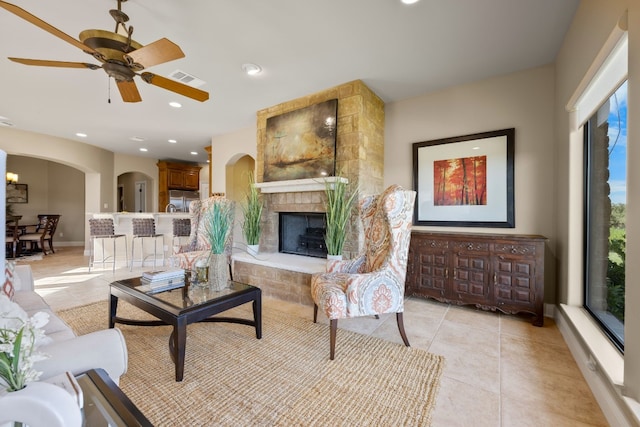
225, 154, 255, 246
117, 171, 153, 212
6, 155, 85, 247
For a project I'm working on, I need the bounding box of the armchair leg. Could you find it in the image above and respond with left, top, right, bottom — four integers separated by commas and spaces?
396, 312, 410, 347
329, 319, 337, 360
313, 304, 318, 323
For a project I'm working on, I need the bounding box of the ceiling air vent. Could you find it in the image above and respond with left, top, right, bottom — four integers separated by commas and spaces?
168, 70, 206, 88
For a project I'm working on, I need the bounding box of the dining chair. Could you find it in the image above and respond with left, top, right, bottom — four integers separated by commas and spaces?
19, 214, 61, 255
5, 216, 21, 259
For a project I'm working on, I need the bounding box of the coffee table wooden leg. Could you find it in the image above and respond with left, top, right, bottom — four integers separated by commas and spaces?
171, 320, 188, 382
253, 291, 262, 339
109, 295, 119, 328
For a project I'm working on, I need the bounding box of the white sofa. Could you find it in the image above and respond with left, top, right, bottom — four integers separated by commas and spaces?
11, 264, 128, 384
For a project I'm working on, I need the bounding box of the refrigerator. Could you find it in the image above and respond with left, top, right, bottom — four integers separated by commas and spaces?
168, 190, 200, 212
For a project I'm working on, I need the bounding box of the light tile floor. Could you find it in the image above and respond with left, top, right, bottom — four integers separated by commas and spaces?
20, 246, 609, 426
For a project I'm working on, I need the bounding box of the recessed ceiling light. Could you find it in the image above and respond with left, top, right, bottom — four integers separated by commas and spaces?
76, 132, 87, 138
139, 148, 148, 152
130, 136, 145, 142
169, 101, 182, 108
242, 63, 262, 76
190, 151, 198, 156
401, 0, 420, 4
168, 139, 177, 144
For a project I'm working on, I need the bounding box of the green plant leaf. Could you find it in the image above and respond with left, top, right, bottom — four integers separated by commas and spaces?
241, 172, 263, 246
323, 176, 358, 256
204, 200, 234, 254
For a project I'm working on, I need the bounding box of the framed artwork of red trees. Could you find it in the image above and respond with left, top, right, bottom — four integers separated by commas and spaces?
412, 128, 515, 227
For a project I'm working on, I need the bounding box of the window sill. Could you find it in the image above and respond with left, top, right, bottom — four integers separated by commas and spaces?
559, 304, 623, 386
558, 304, 640, 425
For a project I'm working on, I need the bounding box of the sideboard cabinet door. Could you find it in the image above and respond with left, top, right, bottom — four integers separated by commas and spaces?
407, 235, 449, 301
450, 240, 491, 307
492, 240, 545, 326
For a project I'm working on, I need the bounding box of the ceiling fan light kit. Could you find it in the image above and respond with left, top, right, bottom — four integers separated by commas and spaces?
0, 0, 209, 103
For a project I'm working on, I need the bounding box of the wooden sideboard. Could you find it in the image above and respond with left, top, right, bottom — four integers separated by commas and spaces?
406, 231, 546, 326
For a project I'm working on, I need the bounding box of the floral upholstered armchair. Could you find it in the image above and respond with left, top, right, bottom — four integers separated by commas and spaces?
311, 184, 416, 360
172, 196, 235, 277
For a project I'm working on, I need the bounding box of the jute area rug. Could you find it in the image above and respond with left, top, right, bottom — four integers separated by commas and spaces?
58, 300, 444, 426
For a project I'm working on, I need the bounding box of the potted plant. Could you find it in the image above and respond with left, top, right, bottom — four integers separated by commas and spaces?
241, 172, 263, 256
203, 199, 234, 290
323, 176, 358, 259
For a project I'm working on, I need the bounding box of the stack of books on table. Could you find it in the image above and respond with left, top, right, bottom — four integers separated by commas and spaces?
140, 268, 185, 293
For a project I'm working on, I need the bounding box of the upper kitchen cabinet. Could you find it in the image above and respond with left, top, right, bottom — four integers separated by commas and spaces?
158, 161, 202, 210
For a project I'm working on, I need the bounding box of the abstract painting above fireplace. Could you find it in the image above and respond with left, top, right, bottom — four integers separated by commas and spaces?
264, 99, 338, 182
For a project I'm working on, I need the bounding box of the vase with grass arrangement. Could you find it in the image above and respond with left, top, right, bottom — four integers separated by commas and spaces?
203, 199, 234, 291
241, 173, 263, 257
323, 176, 358, 260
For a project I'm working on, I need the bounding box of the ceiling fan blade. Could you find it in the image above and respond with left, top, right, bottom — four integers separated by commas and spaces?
141, 72, 209, 102
117, 80, 142, 103
0, 1, 99, 56
124, 38, 185, 70
9, 57, 100, 69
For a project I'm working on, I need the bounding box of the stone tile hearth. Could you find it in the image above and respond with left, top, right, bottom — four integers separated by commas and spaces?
232, 252, 326, 306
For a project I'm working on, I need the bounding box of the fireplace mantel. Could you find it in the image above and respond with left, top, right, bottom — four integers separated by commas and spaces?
255, 177, 347, 193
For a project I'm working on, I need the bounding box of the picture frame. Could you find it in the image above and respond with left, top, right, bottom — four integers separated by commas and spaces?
6, 183, 28, 204
264, 99, 338, 182
412, 128, 515, 227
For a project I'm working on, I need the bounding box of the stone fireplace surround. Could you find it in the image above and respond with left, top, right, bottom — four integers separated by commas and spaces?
232, 80, 385, 304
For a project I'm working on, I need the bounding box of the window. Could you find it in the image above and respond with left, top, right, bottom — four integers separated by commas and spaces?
583, 80, 627, 351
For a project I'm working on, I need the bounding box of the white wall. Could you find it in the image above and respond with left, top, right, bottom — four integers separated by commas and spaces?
385, 65, 557, 299
0, 127, 114, 217
385, 65, 556, 238
210, 127, 256, 194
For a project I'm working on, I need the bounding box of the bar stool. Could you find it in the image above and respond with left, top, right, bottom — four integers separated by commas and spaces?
88, 218, 128, 272
130, 218, 165, 271
172, 218, 191, 247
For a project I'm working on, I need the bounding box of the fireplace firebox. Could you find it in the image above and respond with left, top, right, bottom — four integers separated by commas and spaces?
279, 212, 327, 258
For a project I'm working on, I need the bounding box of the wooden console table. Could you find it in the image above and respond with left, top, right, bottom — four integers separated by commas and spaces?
406, 231, 546, 326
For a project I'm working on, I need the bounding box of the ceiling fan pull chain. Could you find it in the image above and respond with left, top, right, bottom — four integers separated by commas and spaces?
108, 77, 111, 104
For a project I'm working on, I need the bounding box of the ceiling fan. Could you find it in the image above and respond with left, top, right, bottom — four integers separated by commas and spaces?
0, 0, 209, 103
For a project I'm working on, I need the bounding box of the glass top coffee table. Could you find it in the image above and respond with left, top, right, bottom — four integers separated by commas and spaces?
77, 368, 152, 426
109, 277, 262, 381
